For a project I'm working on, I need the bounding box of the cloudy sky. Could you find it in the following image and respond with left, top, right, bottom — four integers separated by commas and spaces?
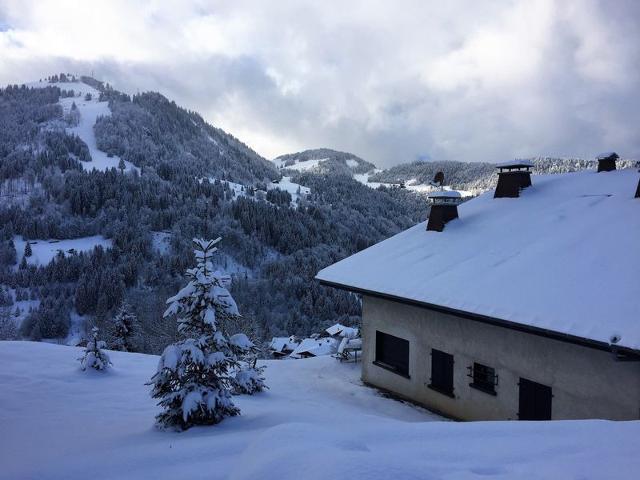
1, 0, 638, 166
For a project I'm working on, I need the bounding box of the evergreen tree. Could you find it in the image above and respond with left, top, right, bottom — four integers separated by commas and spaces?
24, 242, 32, 258
233, 342, 267, 395
0, 308, 18, 340
110, 302, 140, 352
79, 327, 111, 371
148, 238, 251, 431
118, 158, 126, 173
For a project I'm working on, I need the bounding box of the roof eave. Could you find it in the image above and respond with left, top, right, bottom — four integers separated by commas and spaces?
316, 277, 640, 359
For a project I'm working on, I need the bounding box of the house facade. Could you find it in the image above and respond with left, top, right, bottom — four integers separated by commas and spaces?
361, 295, 639, 420
317, 160, 640, 421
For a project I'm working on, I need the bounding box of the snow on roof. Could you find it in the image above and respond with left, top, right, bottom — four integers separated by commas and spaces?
325, 323, 359, 338
597, 152, 618, 160
290, 337, 339, 358
495, 160, 534, 168
268, 336, 300, 353
428, 190, 463, 199
317, 170, 640, 351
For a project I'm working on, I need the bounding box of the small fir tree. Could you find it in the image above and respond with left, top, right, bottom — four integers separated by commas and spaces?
148, 238, 252, 431
24, 242, 32, 258
79, 327, 111, 371
118, 158, 126, 173
110, 303, 140, 352
233, 339, 267, 395
0, 308, 18, 340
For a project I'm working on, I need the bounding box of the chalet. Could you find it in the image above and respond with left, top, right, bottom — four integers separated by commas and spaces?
290, 337, 339, 358
268, 336, 301, 358
316, 157, 640, 421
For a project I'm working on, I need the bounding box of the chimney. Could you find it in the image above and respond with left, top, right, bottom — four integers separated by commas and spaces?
596, 152, 619, 172
427, 191, 462, 232
494, 161, 533, 198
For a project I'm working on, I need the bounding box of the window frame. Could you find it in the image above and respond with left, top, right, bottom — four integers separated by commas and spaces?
468, 362, 498, 396
373, 331, 410, 378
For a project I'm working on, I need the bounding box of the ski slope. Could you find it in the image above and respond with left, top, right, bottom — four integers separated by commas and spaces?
27, 80, 137, 173
1, 341, 638, 480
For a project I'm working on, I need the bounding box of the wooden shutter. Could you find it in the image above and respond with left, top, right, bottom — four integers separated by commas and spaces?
430, 349, 454, 395
519, 378, 552, 420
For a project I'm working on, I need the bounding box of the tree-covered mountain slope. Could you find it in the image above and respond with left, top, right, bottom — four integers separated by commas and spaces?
0, 75, 425, 350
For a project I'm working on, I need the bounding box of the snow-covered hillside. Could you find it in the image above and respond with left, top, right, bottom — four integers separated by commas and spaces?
28, 80, 137, 172
202, 176, 311, 206
273, 148, 376, 176
13, 235, 112, 267
1, 341, 638, 480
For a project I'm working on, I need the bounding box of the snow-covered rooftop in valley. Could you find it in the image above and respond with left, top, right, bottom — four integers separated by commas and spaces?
317, 169, 640, 351
27, 80, 137, 173
2, 341, 640, 479
290, 337, 339, 358
268, 336, 300, 353
325, 323, 359, 338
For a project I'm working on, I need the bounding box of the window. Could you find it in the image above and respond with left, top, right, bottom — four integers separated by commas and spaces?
468, 362, 498, 395
428, 349, 454, 397
374, 331, 409, 377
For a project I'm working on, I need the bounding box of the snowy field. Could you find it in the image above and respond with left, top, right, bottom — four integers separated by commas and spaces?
270, 176, 310, 204
1, 342, 638, 480
28, 80, 137, 173
13, 235, 112, 267
272, 157, 328, 171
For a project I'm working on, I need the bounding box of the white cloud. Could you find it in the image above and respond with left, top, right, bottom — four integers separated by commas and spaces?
0, 0, 638, 166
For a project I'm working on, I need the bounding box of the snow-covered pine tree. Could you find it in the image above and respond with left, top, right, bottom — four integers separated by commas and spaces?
24, 242, 32, 258
148, 238, 252, 431
110, 302, 140, 352
232, 335, 267, 395
79, 326, 111, 371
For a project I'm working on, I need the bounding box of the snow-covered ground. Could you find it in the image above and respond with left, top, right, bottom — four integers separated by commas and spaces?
272, 157, 328, 171
270, 176, 310, 204
27, 80, 137, 173
13, 235, 113, 268
202, 176, 310, 207
1, 341, 638, 480
354, 171, 476, 197
354, 169, 388, 189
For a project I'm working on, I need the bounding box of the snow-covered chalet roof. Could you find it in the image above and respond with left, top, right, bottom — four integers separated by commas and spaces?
317, 169, 640, 351
290, 337, 339, 358
268, 336, 300, 353
495, 160, 534, 168
325, 323, 359, 338
428, 191, 463, 199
